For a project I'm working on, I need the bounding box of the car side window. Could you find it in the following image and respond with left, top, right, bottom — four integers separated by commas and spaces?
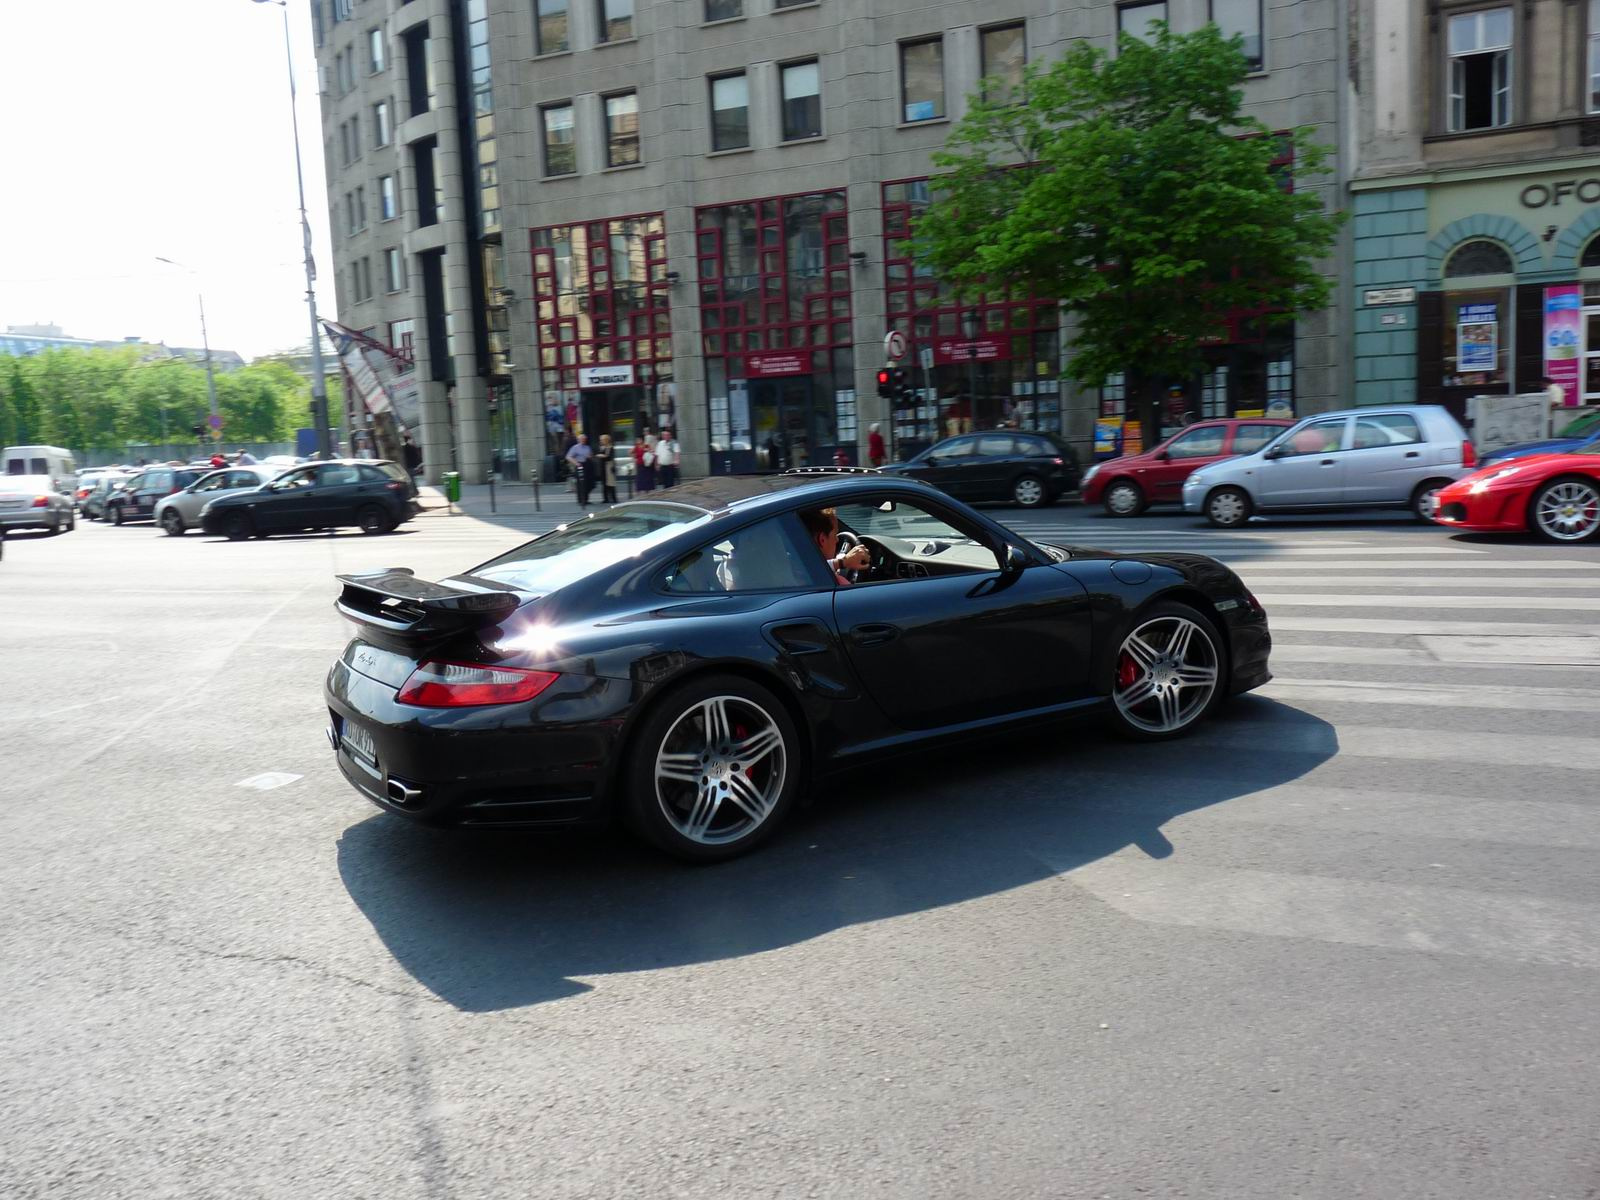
1278, 418, 1347, 457
277, 469, 317, 490
976, 435, 1014, 457
663, 517, 816, 594
358, 465, 391, 483
319, 465, 362, 486
1165, 426, 1227, 458
833, 497, 1002, 580
147, 471, 173, 490
227, 471, 261, 489
1352, 414, 1422, 448
194, 473, 227, 492
1020, 437, 1059, 458
931, 436, 977, 460
1232, 424, 1282, 455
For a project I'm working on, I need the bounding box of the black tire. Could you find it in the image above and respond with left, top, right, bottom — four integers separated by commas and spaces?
66, 511, 75, 532
46, 515, 64, 536
1411, 479, 1452, 523
1204, 486, 1252, 528
625, 673, 802, 863
223, 512, 253, 542
1102, 479, 1146, 517
357, 504, 393, 535
160, 509, 185, 537
1104, 601, 1227, 743
1528, 475, 1600, 544
1011, 473, 1047, 508
111, 504, 125, 526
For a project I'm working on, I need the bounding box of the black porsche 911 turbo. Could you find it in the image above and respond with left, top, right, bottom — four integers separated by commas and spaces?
324, 469, 1270, 861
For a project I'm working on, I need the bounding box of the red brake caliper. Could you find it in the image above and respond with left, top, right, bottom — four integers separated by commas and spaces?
1117, 652, 1139, 691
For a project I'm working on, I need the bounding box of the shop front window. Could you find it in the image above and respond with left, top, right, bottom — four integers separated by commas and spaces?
1441, 289, 1509, 387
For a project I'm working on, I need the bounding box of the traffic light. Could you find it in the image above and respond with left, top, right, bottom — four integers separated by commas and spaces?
191, 423, 205, 438
876, 367, 895, 399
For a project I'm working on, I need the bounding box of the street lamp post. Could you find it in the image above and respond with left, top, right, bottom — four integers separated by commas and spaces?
154, 257, 220, 449
961, 309, 980, 435
253, 0, 333, 459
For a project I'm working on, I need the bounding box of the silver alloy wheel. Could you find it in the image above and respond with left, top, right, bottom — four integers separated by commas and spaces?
1113, 615, 1220, 734
1014, 476, 1044, 507
655, 694, 787, 846
1415, 486, 1443, 520
1207, 489, 1246, 527
161, 509, 183, 536
1534, 479, 1600, 541
1106, 483, 1141, 515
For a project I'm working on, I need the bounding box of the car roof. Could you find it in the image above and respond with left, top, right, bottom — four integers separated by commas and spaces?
1302, 404, 1449, 419
631, 470, 948, 517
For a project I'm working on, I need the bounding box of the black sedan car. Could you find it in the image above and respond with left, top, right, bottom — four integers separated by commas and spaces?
202, 459, 417, 539
324, 471, 1270, 861
879, 431, 1081, 508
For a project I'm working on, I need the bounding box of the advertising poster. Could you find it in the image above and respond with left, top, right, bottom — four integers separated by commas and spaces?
1456, 303, 1499, 373
1093, 417, 1123, 458
1544, 285, 1583, 406
1123, 420, 1144, 457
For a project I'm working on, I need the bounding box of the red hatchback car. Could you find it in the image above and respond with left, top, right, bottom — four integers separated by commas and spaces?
1080, 418, 1294, 516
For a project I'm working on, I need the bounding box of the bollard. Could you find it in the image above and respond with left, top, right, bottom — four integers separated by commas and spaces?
489, 472, 496, 514
443, 471, 461, 514
532, 476, 541, 511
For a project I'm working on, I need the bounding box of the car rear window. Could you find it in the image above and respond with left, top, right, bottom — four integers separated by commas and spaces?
358, 466, 393, 482
468, 502, 708, 593
976, 435, 1014, 457
1019, 437, 1058, 457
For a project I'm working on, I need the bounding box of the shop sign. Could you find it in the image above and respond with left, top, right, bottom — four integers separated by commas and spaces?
745, 352, 809, 377
1543, 285, 1583, 406
1364, 287, 1415, 306
578, 364, 635, 388
1519, 177, 1600, 209
933, 334, 1007, 365
1457, 303, 1499, 372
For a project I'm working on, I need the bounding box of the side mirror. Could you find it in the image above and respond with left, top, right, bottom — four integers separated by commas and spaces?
1156, 449, 1171, 461
1262, 444, 1285, 460
1001, 543, 1028, 575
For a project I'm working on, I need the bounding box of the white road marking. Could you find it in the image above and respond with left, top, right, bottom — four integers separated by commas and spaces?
1208, 722, 1600, 769
1234, 560, 1600, 571
1256, 593, 1587, 610
236, 772, 303, 791
1245, 576, 1600, 589
1420, 634, 1600, 666
1266, 643, 1597, 670
1268, 616, 1600, 637
1260, 677, 1598, 711
1060, 853, 1600, 971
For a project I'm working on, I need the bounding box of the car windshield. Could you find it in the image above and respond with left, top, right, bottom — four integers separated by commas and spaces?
1574, 443, 1600, 456
1556, 411, 1600, 438
467, 502, 708, 592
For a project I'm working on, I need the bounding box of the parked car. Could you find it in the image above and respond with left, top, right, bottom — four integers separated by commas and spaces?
1182, 405, 1475, 527
0, 475, 75, 535
1479, 409, 1600, 468
878, 431, 1080, 507
1080, 418, 1294, 516
200, 459, 418, 540
81, 474, 129, 521
2, 445, 77, 497
105, 466, 212, 525
153, 465, 279, 536
1433, 445, 1600, 543
324, 470, 1270, 860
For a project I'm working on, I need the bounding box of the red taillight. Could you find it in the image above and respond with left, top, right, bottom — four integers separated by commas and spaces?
1052, 457, 1064, 466
385, 481, 406, 492
31, 496, 48, 508
396, 659, 560, 708
1461, 441, 1477, 468
1244, 591, 1264, 615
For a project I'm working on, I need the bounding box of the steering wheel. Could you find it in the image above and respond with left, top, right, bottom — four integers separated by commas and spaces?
834, 530, 872, 582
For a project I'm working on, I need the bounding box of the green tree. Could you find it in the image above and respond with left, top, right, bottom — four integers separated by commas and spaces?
216, 361, 301, 442
122, 358, 207, 446
913, 22, 1344, 433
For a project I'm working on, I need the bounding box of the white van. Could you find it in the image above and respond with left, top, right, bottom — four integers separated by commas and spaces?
3, 445, 77, 496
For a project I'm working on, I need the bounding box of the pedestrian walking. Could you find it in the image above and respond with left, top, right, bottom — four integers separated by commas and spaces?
596, 434, 618, 504
868, 423, 886, 468
401, 432, 422, 477
656, 428, 680, 489
566, 432, 594, 506
636, 430, 657, 493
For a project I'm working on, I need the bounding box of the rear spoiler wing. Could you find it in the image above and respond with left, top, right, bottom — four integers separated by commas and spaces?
334, 568, 527, 642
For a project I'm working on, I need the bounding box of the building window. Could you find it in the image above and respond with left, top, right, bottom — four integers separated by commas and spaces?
1448, 7, 1512, 131
1209, 0, 1262, 71
705, 0, 741, 20
899, 38, 945, 123
1591, 0, 1600, 112
780, 60, 821, 140
389, 319, 416, 361
710, 73, 749, 151
337, 47, 355, 94
333, 0, 352, 21
413, 138, 441, 227
379, 174, 398, 221
598, 0, 632, 43
368, 28, 386, 73
535, 0, 569, 54
1444, 239, 1514, 277
980, 24, 1026, 102
312, 2, 325, 48
344, 192, 357, 237
373, 100, 391, 147
774, 0, 811, 9
603, 93, 639, 166
542, 103, 576, 175
356, 185, 367, 230
1118, 1, 1166, 41
385, 248, 405, 293
404, 27, 434, 117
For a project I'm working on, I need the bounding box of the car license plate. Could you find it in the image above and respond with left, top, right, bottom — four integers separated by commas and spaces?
341, 719, 377, 763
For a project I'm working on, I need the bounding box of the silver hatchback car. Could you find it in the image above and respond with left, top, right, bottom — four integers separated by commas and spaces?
153, 465, 279, 536
1182, 404, 1476, 527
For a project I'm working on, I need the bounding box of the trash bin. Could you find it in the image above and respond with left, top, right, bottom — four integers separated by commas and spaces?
443, 471, 462, 503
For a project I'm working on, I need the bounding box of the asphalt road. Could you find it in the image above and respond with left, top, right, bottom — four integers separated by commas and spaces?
2, 498, 1597, 1199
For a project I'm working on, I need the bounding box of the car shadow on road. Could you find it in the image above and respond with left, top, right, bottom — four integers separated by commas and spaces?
336, 696, 1336, 1012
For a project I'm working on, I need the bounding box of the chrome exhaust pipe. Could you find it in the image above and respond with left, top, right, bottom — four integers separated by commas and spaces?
385, 776, 423, 806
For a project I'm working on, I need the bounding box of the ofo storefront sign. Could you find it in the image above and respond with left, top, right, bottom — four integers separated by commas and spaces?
578, 365, 636, 388
1519, 178, 1600, 209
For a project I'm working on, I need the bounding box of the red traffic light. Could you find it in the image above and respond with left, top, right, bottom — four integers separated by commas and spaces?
876, 368, 895, 398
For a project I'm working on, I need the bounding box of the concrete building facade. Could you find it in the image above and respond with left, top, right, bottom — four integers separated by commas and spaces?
316, 0, 1345, 483
1348, 0, 1600, 416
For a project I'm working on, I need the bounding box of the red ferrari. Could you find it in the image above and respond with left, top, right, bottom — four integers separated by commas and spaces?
1433, 446, 1600, 542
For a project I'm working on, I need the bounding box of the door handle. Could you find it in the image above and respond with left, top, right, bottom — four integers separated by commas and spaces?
851, 622, 899, 646
1404, 450, 1420, 458
1320, 459, 1337, 466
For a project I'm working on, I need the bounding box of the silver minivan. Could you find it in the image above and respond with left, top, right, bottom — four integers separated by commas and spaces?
1181, 405, 1476, 527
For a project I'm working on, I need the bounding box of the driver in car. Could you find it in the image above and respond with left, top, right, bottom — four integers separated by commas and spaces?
801, 507, 872, 585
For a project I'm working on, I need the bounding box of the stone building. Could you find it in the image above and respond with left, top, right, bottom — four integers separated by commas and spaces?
316, 0, 1345, 482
